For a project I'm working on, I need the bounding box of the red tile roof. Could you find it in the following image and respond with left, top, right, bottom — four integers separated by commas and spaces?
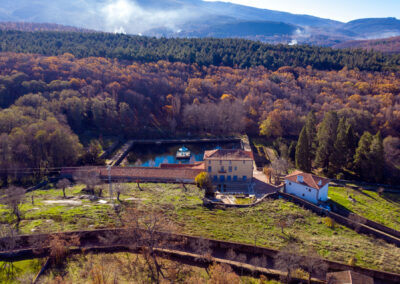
204, 149, 253, 161
61, 166, 202, 181
285, 170, 330, 190
160, 162, 205, 170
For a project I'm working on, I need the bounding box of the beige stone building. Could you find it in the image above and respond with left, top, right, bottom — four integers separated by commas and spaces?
204, 149, 254, 192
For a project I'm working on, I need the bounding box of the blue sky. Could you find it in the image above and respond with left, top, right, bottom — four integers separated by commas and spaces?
204, 0, 400, 22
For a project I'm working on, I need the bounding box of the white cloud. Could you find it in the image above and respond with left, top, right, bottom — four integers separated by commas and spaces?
100, 0, 196, 34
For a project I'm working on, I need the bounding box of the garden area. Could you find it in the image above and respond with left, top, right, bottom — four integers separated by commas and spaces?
1, 182, 400, 278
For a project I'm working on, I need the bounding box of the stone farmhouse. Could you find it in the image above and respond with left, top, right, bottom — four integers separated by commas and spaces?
284, 170, 330, 204
204, 149, 254, 193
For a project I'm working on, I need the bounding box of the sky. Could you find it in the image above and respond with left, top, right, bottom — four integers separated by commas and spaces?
204, 0, 400, 22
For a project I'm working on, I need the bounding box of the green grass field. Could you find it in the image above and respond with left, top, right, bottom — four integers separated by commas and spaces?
1, 183, 400, 276
328, 185, 400, 231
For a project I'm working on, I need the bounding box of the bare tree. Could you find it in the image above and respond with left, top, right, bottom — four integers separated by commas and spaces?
270, 158, 290, 185
56, 178, 71, 198
301, 249, 328, 284
122, 205, 183, 284
0, 186, 25, 231
274, 244, 302, 284
348, 213, 366, 233
190, 237, 212, 262
114, 183, 130, 202
73, 169, 100, 196
0, 224, 18, 280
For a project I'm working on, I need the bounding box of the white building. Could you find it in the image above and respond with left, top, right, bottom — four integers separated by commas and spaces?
284, 171, 330, 204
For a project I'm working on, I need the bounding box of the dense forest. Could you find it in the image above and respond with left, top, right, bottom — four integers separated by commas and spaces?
0, 51, 399, 185
1, 30, 400, 71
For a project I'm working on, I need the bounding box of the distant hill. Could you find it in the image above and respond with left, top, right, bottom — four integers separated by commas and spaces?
1, 1, 400, 45
0, 22, 96, 33
342, 18, 400, 39
334, 36, 400, 54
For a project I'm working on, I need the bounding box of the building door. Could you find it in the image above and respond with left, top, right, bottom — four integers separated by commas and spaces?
220, 175, 225, 182
233, 176, 237, 181
243, 176, 247, 181
213, 176, 218, 182
227, 176, 232, 182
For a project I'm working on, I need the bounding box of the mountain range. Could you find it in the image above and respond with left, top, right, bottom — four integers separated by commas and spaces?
1, 0, 400, 46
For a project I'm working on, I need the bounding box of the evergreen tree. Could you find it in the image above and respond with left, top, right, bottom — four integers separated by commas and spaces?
288, 141, 297, 163
345, 124, 358, 168
329, 118, 347, 176
315, 111, 339, 171
353, 131, 373, 181
305, 111, 317, 160
369, 132, 384, 183
295, 126, 311, 172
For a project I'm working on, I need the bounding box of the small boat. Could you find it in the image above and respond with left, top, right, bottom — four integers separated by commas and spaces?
176, 146, 191, 159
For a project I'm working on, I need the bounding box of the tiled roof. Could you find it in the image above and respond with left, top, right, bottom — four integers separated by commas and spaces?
61, 166, 202, 181
204, 149, 253, 160
326, 270, 373, 284
160, 162, 205, 170
285, 170, 330, 190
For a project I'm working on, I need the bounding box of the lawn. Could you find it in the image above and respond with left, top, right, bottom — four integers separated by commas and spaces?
1, 183, 400, 275
328, 185, 400, 231
0, 185, 118, 234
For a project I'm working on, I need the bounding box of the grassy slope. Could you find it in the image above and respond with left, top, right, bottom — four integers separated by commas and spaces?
0, 185, 118, 234
329, 186, 400, 231
124, 184, 400, 274
1, 183, 400, 274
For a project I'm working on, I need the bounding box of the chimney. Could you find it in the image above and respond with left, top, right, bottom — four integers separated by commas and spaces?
297, 175, 304, 183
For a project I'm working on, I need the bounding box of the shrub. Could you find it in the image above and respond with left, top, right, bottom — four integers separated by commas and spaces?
324, 217, 336, 229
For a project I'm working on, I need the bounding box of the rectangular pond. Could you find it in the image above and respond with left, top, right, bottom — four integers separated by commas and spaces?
126, 142, 241, 167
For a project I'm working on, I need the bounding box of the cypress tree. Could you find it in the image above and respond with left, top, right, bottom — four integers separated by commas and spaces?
288, 141, 297, 163
345, 124, 358, 168
305, 111, 317, 159
296, 126, 311, 172
369, 132, 384, 183
329, 118, 347, 175
315, 111, 339, 170
353, 131, 373, 181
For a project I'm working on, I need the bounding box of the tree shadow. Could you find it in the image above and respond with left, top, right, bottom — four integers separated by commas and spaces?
381, 192, 400, 206
352, 187, 377, 200
327, 200, 353, 217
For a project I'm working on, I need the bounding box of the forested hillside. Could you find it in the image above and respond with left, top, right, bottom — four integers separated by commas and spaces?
335, 36, 400, 54
0, 52, 399, 185
1, 30, 400, 71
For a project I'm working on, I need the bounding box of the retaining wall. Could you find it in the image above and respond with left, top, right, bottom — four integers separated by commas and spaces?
1, 228, 400, 284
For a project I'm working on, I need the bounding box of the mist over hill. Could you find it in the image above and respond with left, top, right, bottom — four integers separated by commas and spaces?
1, 0, 400, 46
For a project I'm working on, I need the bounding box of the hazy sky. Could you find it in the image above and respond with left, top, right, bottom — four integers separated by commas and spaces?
204, 0, 400, 22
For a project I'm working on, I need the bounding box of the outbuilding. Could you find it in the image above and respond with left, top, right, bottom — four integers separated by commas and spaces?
284, 171, 330, 204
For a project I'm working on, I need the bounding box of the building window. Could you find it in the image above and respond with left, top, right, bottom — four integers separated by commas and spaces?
208, 166, 212, 173
229, 160, 232, 165
308, 188, 311, 192
302, 193, 305, 197
234, 166, 237, 171
243, 160, 245, 164
229, 166, 232, 172
213, 176, 218, 182
221, 166, 225, 172
219, 160, 222, 165
208, 160, 211, 165
289, 182, 292, 185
